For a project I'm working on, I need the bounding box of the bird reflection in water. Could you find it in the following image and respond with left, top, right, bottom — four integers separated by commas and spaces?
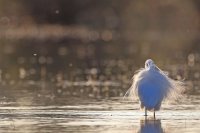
138, 119, 164, 133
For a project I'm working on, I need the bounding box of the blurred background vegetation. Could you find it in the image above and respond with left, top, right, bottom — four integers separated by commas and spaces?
0, 0, 200, 96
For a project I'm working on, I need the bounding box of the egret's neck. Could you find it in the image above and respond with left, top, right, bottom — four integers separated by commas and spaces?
146, 65, 155, 70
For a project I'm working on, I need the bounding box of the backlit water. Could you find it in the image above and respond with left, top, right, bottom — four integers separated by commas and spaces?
0, 82, 199, 133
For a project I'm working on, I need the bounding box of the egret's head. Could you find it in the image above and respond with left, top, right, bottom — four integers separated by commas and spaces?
145, 59, 155, 69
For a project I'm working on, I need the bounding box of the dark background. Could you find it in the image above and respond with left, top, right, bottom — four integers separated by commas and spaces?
0, 0, 199, 89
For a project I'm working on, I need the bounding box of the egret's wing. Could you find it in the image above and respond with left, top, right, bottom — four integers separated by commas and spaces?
156, 66, 185, 101
166, 78, 185, 101
123, 88, 130, 98
124, 68, 145, 100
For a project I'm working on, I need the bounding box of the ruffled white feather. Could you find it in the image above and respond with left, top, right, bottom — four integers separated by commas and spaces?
125, 62, 185, 111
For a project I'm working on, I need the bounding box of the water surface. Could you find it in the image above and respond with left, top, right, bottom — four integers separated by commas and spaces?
0, 84, 199, 133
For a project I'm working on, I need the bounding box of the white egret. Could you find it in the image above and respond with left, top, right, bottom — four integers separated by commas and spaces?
126, 59, 185, 118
